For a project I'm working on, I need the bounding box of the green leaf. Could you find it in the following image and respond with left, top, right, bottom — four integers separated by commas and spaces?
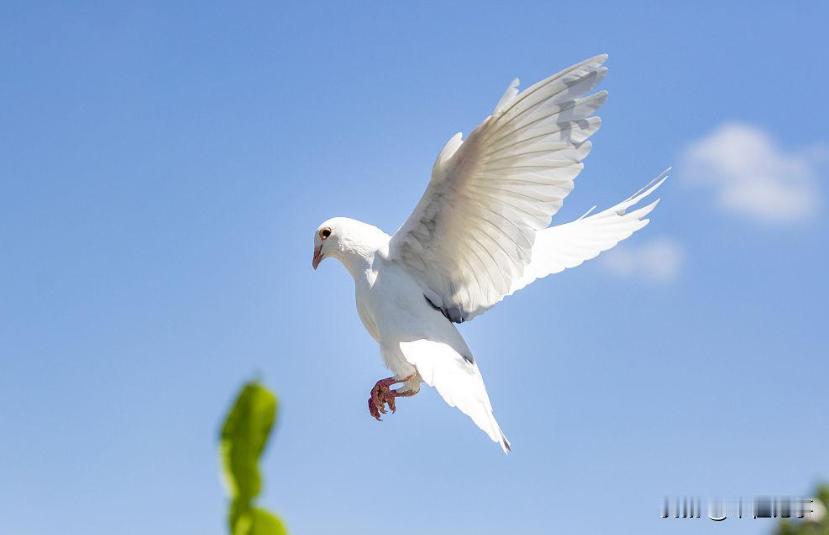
220, 381, 284, 534
232, 508, 288, 535
771, 483, 829, 535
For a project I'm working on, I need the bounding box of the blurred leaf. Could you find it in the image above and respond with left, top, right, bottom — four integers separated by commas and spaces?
772, 483, 829, 535
232, 508, 287, 535
220, 382, 276, 502
220, 381, 286, 534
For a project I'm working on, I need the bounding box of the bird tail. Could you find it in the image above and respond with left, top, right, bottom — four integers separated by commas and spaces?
492, 415, 512, 454
399, 339, 512, 454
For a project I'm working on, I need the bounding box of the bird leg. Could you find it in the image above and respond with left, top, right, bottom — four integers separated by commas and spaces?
368, 375, 417, 421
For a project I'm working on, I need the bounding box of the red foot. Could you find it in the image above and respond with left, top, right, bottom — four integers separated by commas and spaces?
368, 376, 417, 421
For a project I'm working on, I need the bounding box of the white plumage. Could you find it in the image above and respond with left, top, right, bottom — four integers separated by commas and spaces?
312, 55, 667, 453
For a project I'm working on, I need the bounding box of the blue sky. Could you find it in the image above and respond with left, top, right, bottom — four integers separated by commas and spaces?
1, 2, 827, 534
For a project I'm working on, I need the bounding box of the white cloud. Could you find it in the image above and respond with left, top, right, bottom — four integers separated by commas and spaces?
600, 237, 684, 284
681, 122, 824, 224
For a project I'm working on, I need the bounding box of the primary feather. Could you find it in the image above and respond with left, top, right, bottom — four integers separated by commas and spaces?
389, 55, 609, 323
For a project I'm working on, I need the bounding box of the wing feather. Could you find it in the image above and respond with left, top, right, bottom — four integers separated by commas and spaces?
389, 56, 609, 321
510, 169, 670, 293
389, 55, 665, 322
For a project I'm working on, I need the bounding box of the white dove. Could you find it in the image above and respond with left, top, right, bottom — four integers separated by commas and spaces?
312, 54, 667, 453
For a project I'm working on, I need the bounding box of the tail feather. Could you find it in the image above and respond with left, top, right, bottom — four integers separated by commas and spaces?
399, 339, 511, 454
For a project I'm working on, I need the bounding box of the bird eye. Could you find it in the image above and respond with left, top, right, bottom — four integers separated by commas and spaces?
319, 227, 331, 240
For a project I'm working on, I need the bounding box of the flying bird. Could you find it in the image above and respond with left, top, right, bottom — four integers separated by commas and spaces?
312, 55, 668, 453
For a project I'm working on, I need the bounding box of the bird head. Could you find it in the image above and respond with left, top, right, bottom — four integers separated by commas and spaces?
312, 217, 389, 271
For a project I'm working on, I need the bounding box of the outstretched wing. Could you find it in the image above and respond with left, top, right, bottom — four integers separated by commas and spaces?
510, 170, 669, 294
389, 55, 608, 322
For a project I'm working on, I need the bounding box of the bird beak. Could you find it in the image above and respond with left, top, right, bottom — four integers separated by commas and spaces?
312, 244, 323, 270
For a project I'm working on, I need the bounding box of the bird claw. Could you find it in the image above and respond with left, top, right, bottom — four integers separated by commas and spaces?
369, 377, 397, 421
368, 376, 417, 421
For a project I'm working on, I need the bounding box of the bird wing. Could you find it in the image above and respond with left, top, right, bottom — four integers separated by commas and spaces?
389, 55, 608, 322
399, 339, 511, 453
509, 170, 669, 294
